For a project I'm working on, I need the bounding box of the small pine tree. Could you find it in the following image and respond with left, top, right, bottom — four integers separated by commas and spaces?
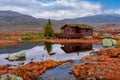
43, 19, 54, 38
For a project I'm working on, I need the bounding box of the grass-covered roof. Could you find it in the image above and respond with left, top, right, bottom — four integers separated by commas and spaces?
61, 23, 92, 29
67, 24, 91, 28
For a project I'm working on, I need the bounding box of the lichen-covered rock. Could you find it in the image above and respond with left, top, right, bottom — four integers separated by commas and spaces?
8, 52, 26, 61
59, 62, 72, 68
49, 52, 56, 55
102, 39, 116, 47
0, 74, 23, 80
111, 39, 116, 46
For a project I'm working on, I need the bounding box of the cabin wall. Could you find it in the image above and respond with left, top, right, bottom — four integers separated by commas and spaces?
80, 29, 93, 36
64, 27, 77, 34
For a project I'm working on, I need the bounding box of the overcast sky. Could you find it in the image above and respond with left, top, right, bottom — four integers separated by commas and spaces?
0, 0, 120, 20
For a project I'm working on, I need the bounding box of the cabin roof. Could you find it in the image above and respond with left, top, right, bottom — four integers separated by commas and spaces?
61, 24, 92, 29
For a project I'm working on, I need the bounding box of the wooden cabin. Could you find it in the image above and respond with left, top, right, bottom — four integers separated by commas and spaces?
55, 24, 93, 39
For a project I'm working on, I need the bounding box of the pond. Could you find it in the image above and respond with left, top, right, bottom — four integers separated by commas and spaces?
0, 42, 103, 65
0, 42, 103, 80
0, 41, 43, 54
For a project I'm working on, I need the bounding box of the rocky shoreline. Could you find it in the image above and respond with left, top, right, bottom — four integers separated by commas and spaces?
72, 48, 120, 79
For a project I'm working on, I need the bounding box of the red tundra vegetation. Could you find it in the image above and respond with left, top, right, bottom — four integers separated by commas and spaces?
99, 29, 118, 35
0, 60, 63, 80
0, 40, 21, 47
91, 48, 120, 58
72, 48, 120, 79
42, 38, 101, 44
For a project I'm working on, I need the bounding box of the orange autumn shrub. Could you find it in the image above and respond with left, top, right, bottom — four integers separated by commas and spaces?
0, 60, 60, 80
72, 61, 120, 80
81, 55, 98, 61
81, 55, 111, 62
91, 48, 120, 58
73, 48, 120, 79
0, 41, 20, 47
42, 38, 101, 44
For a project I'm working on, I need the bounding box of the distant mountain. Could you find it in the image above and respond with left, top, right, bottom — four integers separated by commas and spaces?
62, 14, 120, 23
0, 10, 120, 30
0, 10, 41, 27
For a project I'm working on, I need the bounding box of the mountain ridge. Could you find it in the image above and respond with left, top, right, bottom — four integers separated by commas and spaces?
0, 10, 120, 30
62, 14, 120, 23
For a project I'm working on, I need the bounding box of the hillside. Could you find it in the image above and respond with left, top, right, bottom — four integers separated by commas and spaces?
0, 10, 120, 31
62, 14, 120, 23
0, 10, 41, 27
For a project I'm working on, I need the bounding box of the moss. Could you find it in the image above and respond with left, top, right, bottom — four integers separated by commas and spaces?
67, 24, 92, 28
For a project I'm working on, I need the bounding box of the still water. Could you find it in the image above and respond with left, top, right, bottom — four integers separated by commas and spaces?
0, 42, 103, 80
0, 42, 43, 54
0, 42, 103, 65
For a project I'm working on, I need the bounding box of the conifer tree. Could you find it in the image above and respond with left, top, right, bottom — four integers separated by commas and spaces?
43, 19, 54, 38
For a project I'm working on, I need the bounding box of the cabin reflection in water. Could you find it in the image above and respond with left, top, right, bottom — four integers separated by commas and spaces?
61, 43, 92, 53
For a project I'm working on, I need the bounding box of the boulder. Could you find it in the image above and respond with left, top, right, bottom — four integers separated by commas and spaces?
49, 52, 56, 55
8, 52, 26, 61
59, 62, 72, 68
102, 39, 116, 47
0, 74, 23, 80
111, 39, 116, 46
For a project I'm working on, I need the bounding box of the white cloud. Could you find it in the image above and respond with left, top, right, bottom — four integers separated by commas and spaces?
0, 6, 28, 12
103, 9, 120, 15
34, 0, 102, 19
0, 0, 120, 20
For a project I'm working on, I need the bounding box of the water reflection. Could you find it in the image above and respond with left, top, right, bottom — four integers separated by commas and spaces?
44, 42, 52, 54
61, 43, 92, 54
44, 43, 93, 55
0, 42, 43, 54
